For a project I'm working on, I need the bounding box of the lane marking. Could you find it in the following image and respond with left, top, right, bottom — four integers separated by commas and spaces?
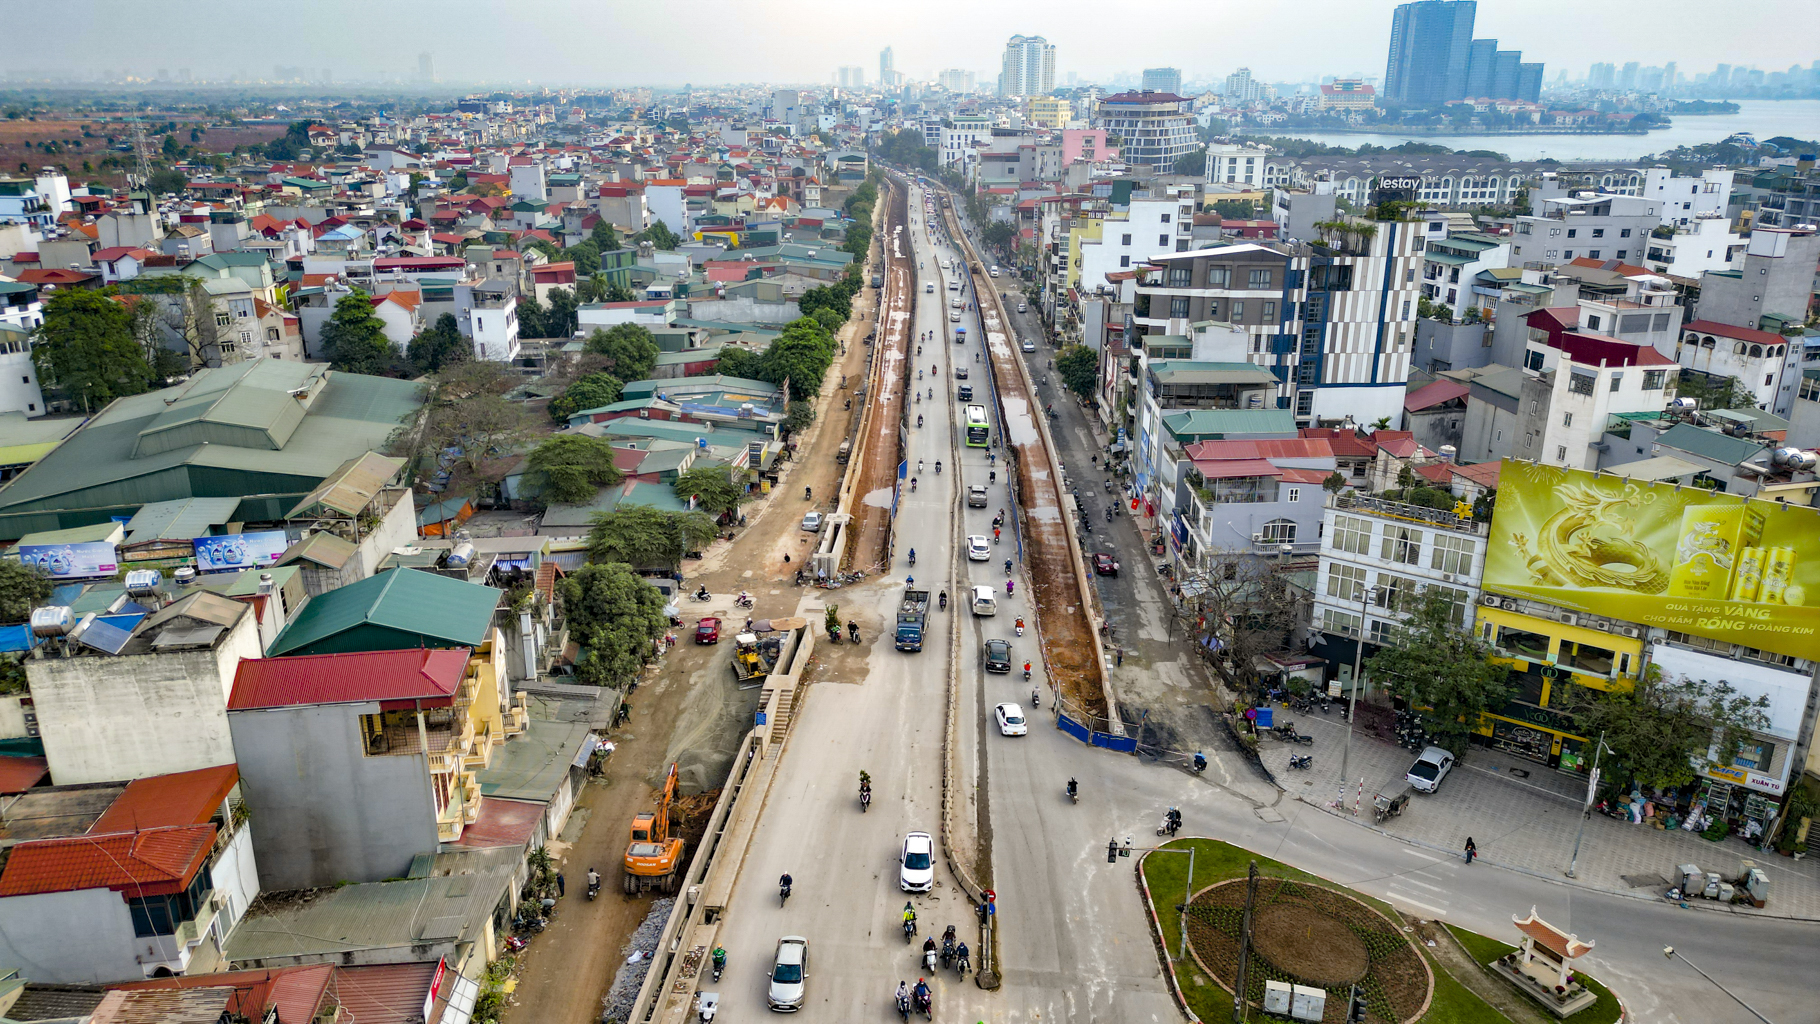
1400, 848, 1442, 862
1398, 876, 1447, 893
1384, 890, 1449, 918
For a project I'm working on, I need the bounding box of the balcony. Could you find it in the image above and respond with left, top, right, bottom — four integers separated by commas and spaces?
1334, 492, 1484, 534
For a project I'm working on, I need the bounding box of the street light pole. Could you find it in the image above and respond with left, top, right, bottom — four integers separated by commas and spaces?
1337, 583, 1380, 811
1663, 947, 1776, 1024
1565, 731, 1610, 879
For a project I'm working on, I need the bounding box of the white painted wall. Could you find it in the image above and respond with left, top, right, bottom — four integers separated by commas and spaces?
0, 887, 144, 983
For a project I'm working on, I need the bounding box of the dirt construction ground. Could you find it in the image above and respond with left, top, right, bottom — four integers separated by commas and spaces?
499, 254, 885, 1024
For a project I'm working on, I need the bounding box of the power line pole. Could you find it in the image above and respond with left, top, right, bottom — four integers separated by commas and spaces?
1233, 860, 1258, 1022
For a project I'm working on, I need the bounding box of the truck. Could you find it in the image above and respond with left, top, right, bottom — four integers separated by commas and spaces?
895, 587, 931, 651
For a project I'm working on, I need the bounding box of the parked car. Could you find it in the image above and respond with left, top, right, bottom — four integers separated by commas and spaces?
983, 637, 1011, 673
695, 617, 721, 644
1405, 746, 1455, 793
1092, 552, 1120, 576
899, 831, 935, 892
801, 511, 823, 532
968, 485, 989, 508
768, 936, 809, 1011
994, 702, 1028, 736
967, 535, 990, 560
989, 267, 1000, 278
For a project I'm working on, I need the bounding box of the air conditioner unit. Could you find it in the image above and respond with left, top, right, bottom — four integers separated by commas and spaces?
1619, 625, 1641, 638
1441, 573, 1455, 583
210, 891, 228, 909
1251, 533, 1264, 542
1558, 612, 1578, 626
1500, 598, 1518, 610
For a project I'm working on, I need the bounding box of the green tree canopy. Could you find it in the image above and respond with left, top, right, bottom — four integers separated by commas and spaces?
406, 312, 470, 374
146, 166, 187, 194
1055, 344, 1099, 401
809, 306, 844, 336
0, 560, 52, 623
673, 464, 749, 516
31, 288, 154, 409
1365, 590, 1512, 758
547, 371, 625, 422
586, 505, 718, 568
636, 219, 681, 251
714, 347, 765, 380
798, 282, 853, 323
583, 323, 659, 382
525, 434, 623, 503
754, 318, 836, 401
543, 287, 579, 339
1561, 668, 1770, 792
783, 400, 815, 435
558, 562, 669, 688
589, 220, 619, 251
982, 222, 1015, 250
1172, 149, 1207, 176
318, 290, 395, 375
563, 239, 601, 275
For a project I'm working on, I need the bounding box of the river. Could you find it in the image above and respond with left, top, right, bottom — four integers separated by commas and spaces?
1260, 99, 1820, 163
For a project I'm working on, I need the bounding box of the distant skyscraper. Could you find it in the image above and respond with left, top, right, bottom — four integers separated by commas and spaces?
1223, 68, 1265, 104
1588, 62, 1616, 89
999, 35, 1056, 97
836, 66, 865, 89
1464, 38, 1497, 97
938, 69, 975, 93
418, 51, 434, 84
1619, 61, 1639, 91
1141, 67, 1182, 96
879, 46, 895, 88
1384, 0, 1476, 105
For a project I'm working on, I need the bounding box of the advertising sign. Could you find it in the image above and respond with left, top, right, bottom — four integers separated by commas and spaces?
15, 541, 118, 580
192, 531, 289, 573
1371, 175, 1425, 204
1484, 461, 1820, 660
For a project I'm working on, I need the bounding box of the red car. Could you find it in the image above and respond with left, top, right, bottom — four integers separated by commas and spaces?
1092, 553, 1120, 577
695, 617, 721, 644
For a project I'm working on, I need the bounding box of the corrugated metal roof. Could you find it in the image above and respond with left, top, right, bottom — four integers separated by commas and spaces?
141, 590, 247, 631
334, 962, 443, 1024
278, 530, 358, 570
267, 569, 499, 657
0, 824, 215, 897
1654, 421, 1766, 467
90, 988, 231, 1024
91, 764, 237, 833
230, 648, 469, 710
1160, 409, 1298, 440
455, 795, 543, 849
285, 451, 406, 519
107, 964, 334, 1024
0, 754, 48, 794
121, 496, 243, 544
476, 719, 592, 802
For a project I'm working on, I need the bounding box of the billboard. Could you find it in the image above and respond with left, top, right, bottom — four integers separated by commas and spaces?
193, 531, 289, 573
1485, 461, 1820, 660
15, 541, 119, 580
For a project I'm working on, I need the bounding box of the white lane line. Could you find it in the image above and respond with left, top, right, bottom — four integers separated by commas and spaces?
1385, 889, 1449, 918
1398, 876, 1448, 893
1400, 848, 1442, 862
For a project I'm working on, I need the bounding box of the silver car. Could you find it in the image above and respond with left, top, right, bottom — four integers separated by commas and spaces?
768, 936, 808, 1011
1405, 746, 1455, 793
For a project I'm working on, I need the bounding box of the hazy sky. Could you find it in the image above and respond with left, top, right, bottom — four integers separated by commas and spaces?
10, 0, 1819, 87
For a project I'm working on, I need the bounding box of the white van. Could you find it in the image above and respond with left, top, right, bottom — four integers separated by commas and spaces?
971, 585, 998, 616
926, 282, 935, 293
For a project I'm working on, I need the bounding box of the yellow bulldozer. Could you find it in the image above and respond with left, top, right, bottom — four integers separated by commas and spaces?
623, 762, 685, 894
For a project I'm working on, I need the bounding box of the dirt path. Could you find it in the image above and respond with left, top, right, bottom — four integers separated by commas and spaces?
846, 179, 911, 571
501, 219, 891, 1024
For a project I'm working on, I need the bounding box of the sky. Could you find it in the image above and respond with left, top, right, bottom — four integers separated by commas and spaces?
8, 0, 1818, 88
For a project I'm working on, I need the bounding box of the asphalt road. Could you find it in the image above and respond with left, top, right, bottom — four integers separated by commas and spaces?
698, 186, 1820, 1024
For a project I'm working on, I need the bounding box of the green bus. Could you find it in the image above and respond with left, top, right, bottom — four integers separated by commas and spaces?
964, 404, 990, 447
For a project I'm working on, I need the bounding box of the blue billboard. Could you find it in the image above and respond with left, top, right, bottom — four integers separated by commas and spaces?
16, 541, 119, 580
193, 531, 289, 573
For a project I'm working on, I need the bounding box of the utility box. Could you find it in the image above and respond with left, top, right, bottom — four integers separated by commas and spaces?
1291, 985, 1327, 1021
1262, 981, 1293, 1015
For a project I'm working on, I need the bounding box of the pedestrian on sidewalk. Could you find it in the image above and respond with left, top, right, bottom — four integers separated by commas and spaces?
556, 872, 565, 897
1463, 837, 1477, 864
1116, 647, 1124, 667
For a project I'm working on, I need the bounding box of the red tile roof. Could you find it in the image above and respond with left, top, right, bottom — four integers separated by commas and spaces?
229, 648, 471, 711
1184, 438, 1334, 461
92, 764, 237, 833
1565, 256, 1651, 279
1193, 458, 1282, 480
0, 755, 48, 794
456, 796, 543, 849
17, 268, 97, 285
1682, 319, 1783, 346
335, 962, 447, 1024
1299, 427, 1378, 458
109, 964, 335, 1023
1415, 462, 1455, 484
1451, 460, 1503, 489
92, 246, 148, 263
1404, 379, 1470, 412
1376, 433, 1423, 459
0, 824, 216, 897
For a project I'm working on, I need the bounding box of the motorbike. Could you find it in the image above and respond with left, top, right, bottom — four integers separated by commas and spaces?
941, 937, 955, 969
1022, 667, 1032, 683
902, 918, 917, 942
914, 990, 933, 1021
711, 945, 727, 981
1288, 753, 1314, 770
690, 589, 712, 602
587, 877, 601, 901
896, 994, 911, 1023
1192, 752, 1208, 774
1066, 780, 1079, 804
955, 949, 969, 978
734, 594, 754, 609
1105, 507, 1113, 522
827, 628, 841, 644
804, 486, 812, 501
860, 787, 871, 812
779, 881, 792, 907
848, 623, 860, 643
923, 947, 938, 973
1014, 622, 1024, 637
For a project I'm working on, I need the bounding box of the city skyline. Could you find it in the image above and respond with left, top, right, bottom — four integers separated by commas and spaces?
6, 0, 1815, 89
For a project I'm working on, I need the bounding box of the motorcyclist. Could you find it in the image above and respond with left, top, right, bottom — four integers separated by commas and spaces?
913, 979, 931, 1009
1067, 778, 1078, 799
903, 903, 917, 927
918, 459, 924, 474
896, 982, 910, 1012
1004, 558, 1013, 576
1007, 579, 1015, 597
779, 871, 793, 893
918, 369, 924, 380
922, 935, 937, 957
587, 867, 601, 891
935, 460, 942, 474
695, 585, 710, 601
908, 548, 916, 566
956, 941, 970, 972
917, 414, 923, 427
938, 590, 947, 610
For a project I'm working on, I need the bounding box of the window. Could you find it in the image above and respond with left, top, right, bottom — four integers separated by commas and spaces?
1232, 300, 1244, 320
1159, 234, 1169, 247
1368, 619, 1397, 644
1562, 412, 1574, 427
1248, 268, 1272, 289
1566, 228, 1577, 238
1261, 519, 1297, 543
1557, 445, 1568, 461
1401, 300, 1411, 320
267, 327, 280, 341
1322, 608, 1361, 637
1589, 251, 1601, 260
1327, 562, 1367, 601
215, 311, 231, 328
1167, 267, 1191, 287
1206, 266, 1231, 287
239, 330, 253, 347
1568, 371, 1596, 396
1592, 228, 1605, 238
1262, 300, 1276, 321
1430, 585, 1470, 626
1380, 525, 1421, 565
1160, 213, 1171, 224
1169, 297, 1190, 318
1207, 299, 1221, 318
1121, 233, 1132, 245
1643, 369, 1668, 390
1430, 534, 1475, 575
1564, 250, 1574, 259
1120, 255, 1130, 268
1285, 487, 1302, 503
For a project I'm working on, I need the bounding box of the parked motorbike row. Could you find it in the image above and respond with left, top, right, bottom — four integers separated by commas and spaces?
1394, 708, 1435, 752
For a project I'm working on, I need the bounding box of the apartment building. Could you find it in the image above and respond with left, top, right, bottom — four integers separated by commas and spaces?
939, 115, 993, 172
1509, 190, 1662, 269
1421, 231, 1511, 310
1168, 438, 1337, 572
1097, 91, 1198, 172
1643, 216, 1746, 278
1207, 143, 1270, 187
1132, 357, 1282, 512
1075, 187, 1197, 289
1134, 222, 1425, 429
1643, 167, 1734, 229
1694, 227, 1820, 332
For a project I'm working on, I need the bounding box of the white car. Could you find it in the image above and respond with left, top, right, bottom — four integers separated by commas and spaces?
994, 702, 1028, 736
768, 935, 808, 1011
1017, 302, 1028, 313
989, 267, 1000, 278
899, 831, 935, 892
925, 282, 934, 293
949, 310, 961, 322
1405, 746, 1455, 793
966, 535, 990, 561
801, 512, 823, 532
1021, 340, 1037, 353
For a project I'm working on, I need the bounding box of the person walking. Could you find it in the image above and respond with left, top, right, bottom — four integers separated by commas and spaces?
1463, 837, 1477, 864
556, 872, 566, 897
1116, 647, 1124, 667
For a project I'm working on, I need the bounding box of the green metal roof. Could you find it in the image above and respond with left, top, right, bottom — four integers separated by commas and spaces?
1422, 251, 1475, 267
267, 567, 500, 656
1159, 408, 1297, 440
121, 496, 243, 543
477, 718, 593, 800
1148, 361, 1278, 386
1654, 421, 1766, 467
15, 522, 122, 547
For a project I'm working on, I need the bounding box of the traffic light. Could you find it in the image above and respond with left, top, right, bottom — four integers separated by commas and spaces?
1347, 984, 1368, 1023
1107, 838, 1118, 863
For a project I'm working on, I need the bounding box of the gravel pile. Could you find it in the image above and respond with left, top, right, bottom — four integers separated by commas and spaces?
600, 898, 675, 1024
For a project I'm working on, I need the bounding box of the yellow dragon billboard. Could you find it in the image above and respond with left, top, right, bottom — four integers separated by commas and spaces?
1484, 460, 1820, 660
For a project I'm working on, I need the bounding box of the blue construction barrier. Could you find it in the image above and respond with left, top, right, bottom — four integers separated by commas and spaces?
1091, 731, 1137, 753
1056, 714, 1090, 743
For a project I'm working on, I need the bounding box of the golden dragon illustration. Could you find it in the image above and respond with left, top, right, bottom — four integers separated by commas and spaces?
1512, 481, 1668, 593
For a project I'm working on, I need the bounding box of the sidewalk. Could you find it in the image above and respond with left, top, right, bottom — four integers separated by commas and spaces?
1254, 709, 1820, 920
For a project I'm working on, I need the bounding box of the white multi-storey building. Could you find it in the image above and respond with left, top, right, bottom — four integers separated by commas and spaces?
1207, 144, 1270, 187
1642, 167, 1734, 229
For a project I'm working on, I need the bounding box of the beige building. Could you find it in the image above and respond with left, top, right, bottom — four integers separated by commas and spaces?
1028, 96, 1072, 128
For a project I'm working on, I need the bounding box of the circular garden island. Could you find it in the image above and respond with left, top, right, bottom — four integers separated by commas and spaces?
1185, 877, 1432, 1023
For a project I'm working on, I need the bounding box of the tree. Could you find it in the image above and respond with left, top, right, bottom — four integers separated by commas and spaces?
1055, 344, 1099, 401
783, 400, 816, 435
1365, 591, 1512, 759
586, 505, 718, 568
516, 296, 547, 340
406, 312, 470, 374
1675, 372, 1756, 411
318, 291, 395, 375
544, 287, 579, 339
1561, 668, 1770, 793
0, 560, 51, 623
547, 371, 624, 422
122, 294, 188, 379
673, 464, 749, 516
583, 323, 659, 382
982, 222, 1015, 251
1323, 471, 1346, 495
525, 434, 623, 503
636, 219, 681, 251
563, 239, 601, 276
589, 220, 619, 250
809, 306, 844, 336
559, 562, 669, 688
31, 288, 154, 409
756, 318, 836, 400
146, 166, 187, 194
1209, 199, 1258, 220
1172, 149, 1207, 176
798, 283, 852, 323
715, 347, 765, 380
1179, 556, 1305, 694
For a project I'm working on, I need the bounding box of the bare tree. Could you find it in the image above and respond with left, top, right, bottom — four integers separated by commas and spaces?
1174, 552, 1309, 694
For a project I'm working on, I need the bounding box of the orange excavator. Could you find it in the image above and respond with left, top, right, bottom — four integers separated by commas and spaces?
623, 762, 685, 894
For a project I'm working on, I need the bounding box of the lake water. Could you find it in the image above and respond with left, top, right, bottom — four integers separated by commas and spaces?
1264, 99, 1820, 163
